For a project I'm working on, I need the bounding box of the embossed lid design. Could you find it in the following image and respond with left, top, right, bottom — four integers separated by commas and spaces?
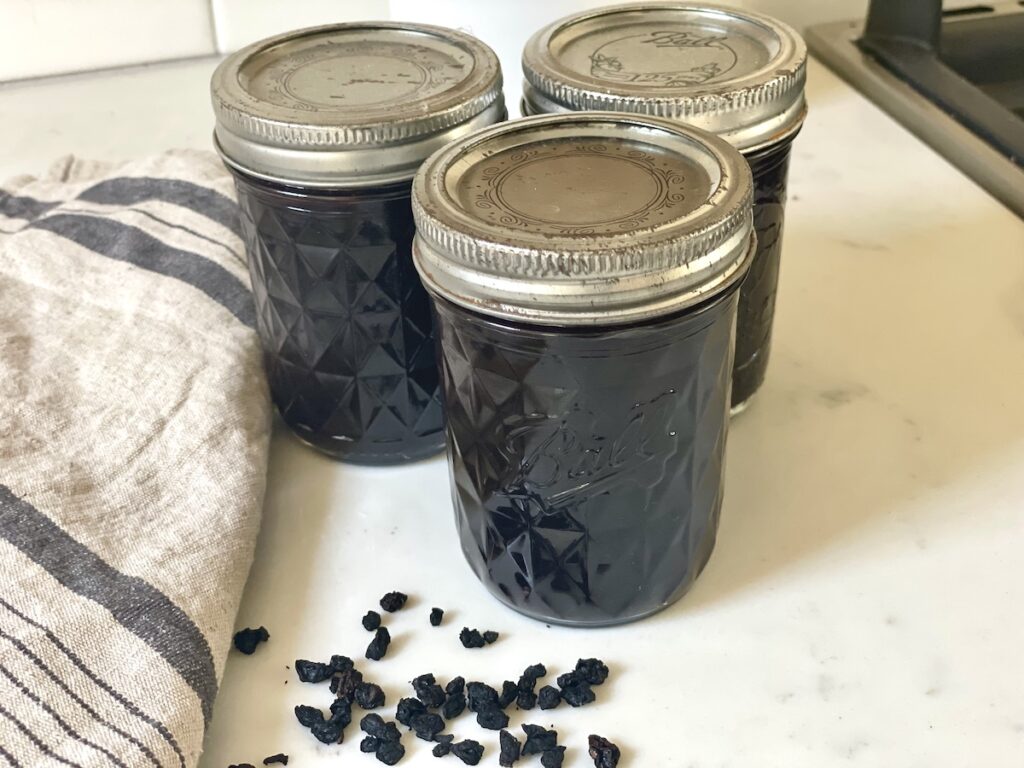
522, 3, 806, 152
211, 23, 504, 187
412, 112, 754, 326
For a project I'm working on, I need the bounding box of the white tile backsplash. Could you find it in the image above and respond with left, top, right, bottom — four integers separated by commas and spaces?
384, 0, 874, 115
210, 0, 388, 53
0, 0, 998, 84
0, 0, 215, 82
388, 0, 605, 116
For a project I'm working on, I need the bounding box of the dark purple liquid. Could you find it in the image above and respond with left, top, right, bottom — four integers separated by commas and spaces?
732, 137, 796, 408
432, 291, 739, 626
231, 171, 444, 464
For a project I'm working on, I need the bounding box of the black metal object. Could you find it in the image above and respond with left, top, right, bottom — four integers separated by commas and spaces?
857, 0, 1023, 167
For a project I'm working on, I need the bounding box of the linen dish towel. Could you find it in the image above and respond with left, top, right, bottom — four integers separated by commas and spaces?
0, 150, 271, 767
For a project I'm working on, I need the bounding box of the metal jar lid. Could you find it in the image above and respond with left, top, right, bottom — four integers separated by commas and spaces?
211, 22, 504, 188
412, 112, 754, 327
522, 3, 807, 152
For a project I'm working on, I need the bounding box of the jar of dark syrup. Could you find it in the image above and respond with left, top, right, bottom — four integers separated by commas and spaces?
211, 23, 504, 463
412, 113, 754, 625
522, 4, 807, 412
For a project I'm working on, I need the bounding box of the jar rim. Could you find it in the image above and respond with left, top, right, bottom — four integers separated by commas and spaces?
412, 112, 755, 327
521, 2, 807, 151
211, 22, 505, 187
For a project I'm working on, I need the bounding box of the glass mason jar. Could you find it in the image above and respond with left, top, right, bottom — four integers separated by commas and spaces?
412, 114, 755, 625
522, 3, 807, 412
210, 23, 505, 464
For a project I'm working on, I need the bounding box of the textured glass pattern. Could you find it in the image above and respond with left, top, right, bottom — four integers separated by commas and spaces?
732, 138, 795, 407
233, 174, 444, 464
433, 293, 739, 626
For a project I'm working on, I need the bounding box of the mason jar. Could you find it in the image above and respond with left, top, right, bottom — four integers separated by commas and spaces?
211, 23, 505, 464
412, 113, 754, 625
522, 3, 807, 411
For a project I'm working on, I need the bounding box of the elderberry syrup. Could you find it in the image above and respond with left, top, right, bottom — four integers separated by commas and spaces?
522, 3, 807, 411
211, 23, 505, 463
412, 114, 755, 625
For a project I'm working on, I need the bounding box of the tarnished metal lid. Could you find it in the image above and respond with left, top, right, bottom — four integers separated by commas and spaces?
522, 3, 807, 151
211, 22, 504, 187
412, 112, 754, 326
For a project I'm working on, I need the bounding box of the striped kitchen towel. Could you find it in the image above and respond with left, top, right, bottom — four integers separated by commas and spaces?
0, 150, 271, 767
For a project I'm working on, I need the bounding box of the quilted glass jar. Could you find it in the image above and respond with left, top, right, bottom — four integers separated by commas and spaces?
211, 23, 505, 463
523, 3, 807, 411
412, 114, 755, 625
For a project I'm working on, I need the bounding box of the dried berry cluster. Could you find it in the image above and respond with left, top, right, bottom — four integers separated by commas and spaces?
459, 627, 499, 648
233, 591, 621, 767
496, 724, 564, 767
360, 713, 406, 765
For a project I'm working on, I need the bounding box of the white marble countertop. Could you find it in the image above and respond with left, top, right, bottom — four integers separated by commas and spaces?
3, 53, 1024, 768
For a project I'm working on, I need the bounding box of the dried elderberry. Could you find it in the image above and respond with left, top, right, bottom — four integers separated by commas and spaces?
498, 681, 519, 709
358, 716, 385, 741
499, 729, 521, 767
588, 735, 621, 768
516, 689, 537, 710
518, 664, 546, 692
380, 592, 408, 612
522, 724, 558, 756
396, 697, 427, 727
430, 607, 444, 626
442, 692, 466, 720
376, 741, 406, 765
556, 671, 595, 707
537, 686, 561, 710
366, 627, 391, 661
411, 712, 446, 741
363, 611, 382, 631
466, 682, 499, 712
355, 682, 386, 710
412, 673, 446, 708
328, 698, 352, 727
575, 658, 609, 686
433, 742, 452, 757
459, 628, 486, 649
330, 655, 353, 673
333, 667, 364, 701
451, 740, 484, 766
293, 705, 323, 728
476, 708, 509, 730
232, 626, 269, 655
294, 659, 332, 684
360, 713, 388, 739
361, 714, 401, 744
310, 718, 344, 744
541, 746, 566, 768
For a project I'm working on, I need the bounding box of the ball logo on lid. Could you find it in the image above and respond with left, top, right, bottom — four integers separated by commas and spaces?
589, 28, 738, 87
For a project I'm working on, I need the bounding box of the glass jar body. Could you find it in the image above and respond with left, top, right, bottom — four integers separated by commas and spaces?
432, 290, 739, 626
232, 171, 445, 464
731, 136, 797, 410
520, 98, 798, 411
